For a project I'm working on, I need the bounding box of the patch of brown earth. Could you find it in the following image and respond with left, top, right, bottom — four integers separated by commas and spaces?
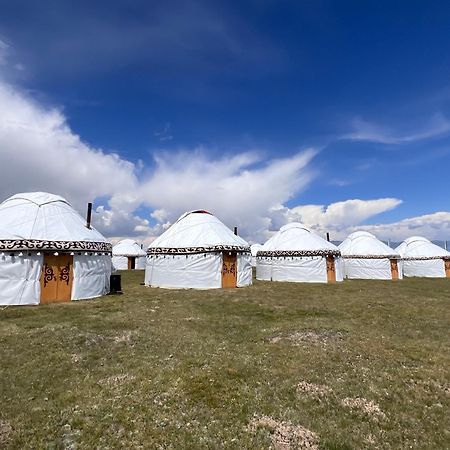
0, 420, 13, 447
297, 381, 333, 399
341, 397, 386, 421
249, 416, 319, 450
270, 330, 345, 346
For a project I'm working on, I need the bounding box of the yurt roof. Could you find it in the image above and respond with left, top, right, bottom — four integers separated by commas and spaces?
113, 239, 146, 256
259, 222, 340, 256
0, 192, 111, 252
148, 210, 250, 254
250, 243, 263, 256
395, 236, 450, 260
339, 231, 400, 259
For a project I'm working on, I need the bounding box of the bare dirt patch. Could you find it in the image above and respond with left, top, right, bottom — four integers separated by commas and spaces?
341, 397, 387, 421
0, 420, 13, 447
248, 416, 319, 450
113, 330, 135, 344
297, 381, 333, 400
270, 330, 345, 346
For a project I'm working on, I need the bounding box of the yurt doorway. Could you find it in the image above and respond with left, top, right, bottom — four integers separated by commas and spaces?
128, 256, 136, 270
326, 256, 336, 283
390, 259, 399, 280
445, 259, 450, 278
222, 252, 237, 288
40, 254, 73, 304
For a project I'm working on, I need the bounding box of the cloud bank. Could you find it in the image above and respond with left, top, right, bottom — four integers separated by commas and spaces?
0, 77, 449, 245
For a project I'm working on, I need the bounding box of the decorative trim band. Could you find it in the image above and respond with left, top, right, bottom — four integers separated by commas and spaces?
0, 239, 112, 253
113, 253, 146, 257
403, 256, 450, 261
147, 245, 250, 255
342, 255, 400, 260
257, 249, 341, 257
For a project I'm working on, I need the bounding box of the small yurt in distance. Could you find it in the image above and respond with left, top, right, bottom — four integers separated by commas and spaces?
112, 239, 146, 270
256, 223, 343, 283
395, 236, 450, 278
250, 243, 263, 267
339, 231, 402, 280
0, 192, 112, 306
145, 210, 252, 289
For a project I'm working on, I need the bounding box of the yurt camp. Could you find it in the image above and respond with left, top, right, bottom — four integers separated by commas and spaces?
339, 231, 402, 280
250, 243, 263, 267
256, 223, 343, 283
0, 192, 112, 306
395, 236, 450, 278
112, 239, 146, 270
145, 210, 252, 289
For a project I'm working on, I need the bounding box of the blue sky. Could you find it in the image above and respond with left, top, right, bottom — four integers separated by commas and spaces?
0, 0, 449, 242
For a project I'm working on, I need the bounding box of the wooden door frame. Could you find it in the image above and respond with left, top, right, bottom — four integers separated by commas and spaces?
326, 256, 336, 283
222, 251, 238, 288
390, 259, 399, 280
40, 253, 74, 304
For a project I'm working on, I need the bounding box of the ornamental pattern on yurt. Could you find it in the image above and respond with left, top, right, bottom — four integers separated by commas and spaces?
402, 256, 450, 261
342, 254, 400, 260
257, 249, 341, 257
0, 239, 112, 253
147, 245, 250, 255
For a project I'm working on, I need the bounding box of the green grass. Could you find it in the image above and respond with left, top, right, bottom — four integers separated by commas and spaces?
1, 272, 450, 449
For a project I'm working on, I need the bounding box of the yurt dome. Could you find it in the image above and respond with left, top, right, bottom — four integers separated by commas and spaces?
250, 243, 263, 267
0, 192, 112, 306
112, 239, 146, 270
395, 236, 450, 278
145, 210, 252, 289
339, 231, 402, 280
256, 222, 343, 283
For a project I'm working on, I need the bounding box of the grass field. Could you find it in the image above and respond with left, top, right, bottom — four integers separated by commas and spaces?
1, 271, 450, 449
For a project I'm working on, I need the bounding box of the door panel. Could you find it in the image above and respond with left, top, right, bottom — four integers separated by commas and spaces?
445, 259, 450, 278
390, 259, 399, 280
326, 256, 336, 283
128, 257, 136, 270
40, 254, 73, 304
222, 252, 237, 288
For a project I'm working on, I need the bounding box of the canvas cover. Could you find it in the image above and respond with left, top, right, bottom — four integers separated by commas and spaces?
112, 239, 147, 270
250, 243, 263, 267
395, 236, 450, 278
256, 223, 343, 283
339, 231, 402, 280
0, 192, 111, 305
145, 210, 252, 289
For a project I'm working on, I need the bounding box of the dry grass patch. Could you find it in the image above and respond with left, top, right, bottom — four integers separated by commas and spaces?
97, 374, 136, 388
0, 420, 13, 447
341, 397, 387, 421
296, 381, 333, 400
270, 329, 345, 346
248, 416, 319, 450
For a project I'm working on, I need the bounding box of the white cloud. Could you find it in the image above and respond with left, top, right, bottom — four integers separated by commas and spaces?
344, 114, 450, 144
356, 211, 450, 241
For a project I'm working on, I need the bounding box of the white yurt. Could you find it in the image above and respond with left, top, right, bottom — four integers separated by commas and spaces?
339, 231, 402, 280
250, 243, 263, 267
0, 192, 112, 306
112, 239, 146, 270
256, 223, 343, 283
145, 210, 252, 289
395, 236, 450, 278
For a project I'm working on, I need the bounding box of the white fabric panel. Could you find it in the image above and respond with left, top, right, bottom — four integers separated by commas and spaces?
396, 236, 450, 258
112, 255, 146, 270
237, 253, 252, 287
112, 255, 128, 270
343, 258, 393, 280
334, 257, 344, 282
0, 253, 43, 305
257, 256, 338, 283
251, 256, 257, 267
112, 239, 146, 257
402, 259, 446, 278
145, 253, 222, 289
72, 254, 111, 300
339, 231, 399, 258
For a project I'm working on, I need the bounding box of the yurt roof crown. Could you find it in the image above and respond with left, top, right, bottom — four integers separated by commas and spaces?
258, 222, 340, 257
147, 210, 250, 255
396, 236, 450, 260
0, 192, 111, 253
339, 231, 400, 259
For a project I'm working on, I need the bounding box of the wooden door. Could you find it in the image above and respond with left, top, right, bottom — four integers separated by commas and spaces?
390, 259, 399, 280
128, 256, 136, 270
222, 252, 237, 288
40, 254, 73, 304
444, 259, 450, 278
326, 256, 336, 283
